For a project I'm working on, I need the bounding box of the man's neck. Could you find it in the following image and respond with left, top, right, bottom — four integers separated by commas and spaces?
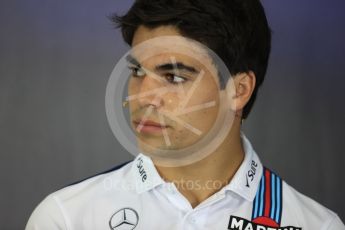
154, 120, 244, 208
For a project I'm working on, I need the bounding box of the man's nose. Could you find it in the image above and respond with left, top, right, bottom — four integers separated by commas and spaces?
138, 73, 165, 108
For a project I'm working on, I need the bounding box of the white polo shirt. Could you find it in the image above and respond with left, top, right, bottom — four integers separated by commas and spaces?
26, 134, 345, 230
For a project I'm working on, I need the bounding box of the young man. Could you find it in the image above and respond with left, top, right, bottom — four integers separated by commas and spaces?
26, 0, 345, 229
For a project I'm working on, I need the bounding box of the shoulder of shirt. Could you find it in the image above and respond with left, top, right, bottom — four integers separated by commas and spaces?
25, 160, 134, 230
282, 181, 344, 229
55, 160, 134, 199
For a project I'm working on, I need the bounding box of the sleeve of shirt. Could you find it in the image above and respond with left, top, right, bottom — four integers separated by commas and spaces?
326, 214, 345, 230
25, 194, 67, 230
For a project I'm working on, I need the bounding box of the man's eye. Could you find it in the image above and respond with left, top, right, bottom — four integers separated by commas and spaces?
165, 73, 187, 84
128, 66, 145, 77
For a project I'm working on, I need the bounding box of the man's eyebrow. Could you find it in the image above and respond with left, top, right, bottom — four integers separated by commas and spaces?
125, 54, 199, 74
155, 62, 199, 74
125, 54, 140, 67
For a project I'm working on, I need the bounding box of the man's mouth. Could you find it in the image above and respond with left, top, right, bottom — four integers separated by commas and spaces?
133, 119, 169, 133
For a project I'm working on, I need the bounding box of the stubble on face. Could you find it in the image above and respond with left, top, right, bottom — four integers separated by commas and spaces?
128, 26, 221, 154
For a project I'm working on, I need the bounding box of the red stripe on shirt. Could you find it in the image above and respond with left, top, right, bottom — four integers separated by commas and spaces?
264, 169, 271, 217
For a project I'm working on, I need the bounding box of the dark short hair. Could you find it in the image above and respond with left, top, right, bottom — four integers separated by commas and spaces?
111, 0, 271, 119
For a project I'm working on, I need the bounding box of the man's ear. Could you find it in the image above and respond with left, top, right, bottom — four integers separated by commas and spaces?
225, 71, 256, 116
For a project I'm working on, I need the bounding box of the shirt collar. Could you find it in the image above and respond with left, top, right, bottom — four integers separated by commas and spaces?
131, 153, 166, 194
130, 132, 263, 201
222, 132, 263, 201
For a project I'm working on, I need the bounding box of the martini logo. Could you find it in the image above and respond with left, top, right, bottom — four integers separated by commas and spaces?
228, 216, 301, 230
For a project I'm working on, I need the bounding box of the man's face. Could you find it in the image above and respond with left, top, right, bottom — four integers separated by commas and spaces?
127, 26, 223, 154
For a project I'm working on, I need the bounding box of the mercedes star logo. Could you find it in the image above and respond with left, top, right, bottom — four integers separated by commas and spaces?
109, 207, 139, 230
